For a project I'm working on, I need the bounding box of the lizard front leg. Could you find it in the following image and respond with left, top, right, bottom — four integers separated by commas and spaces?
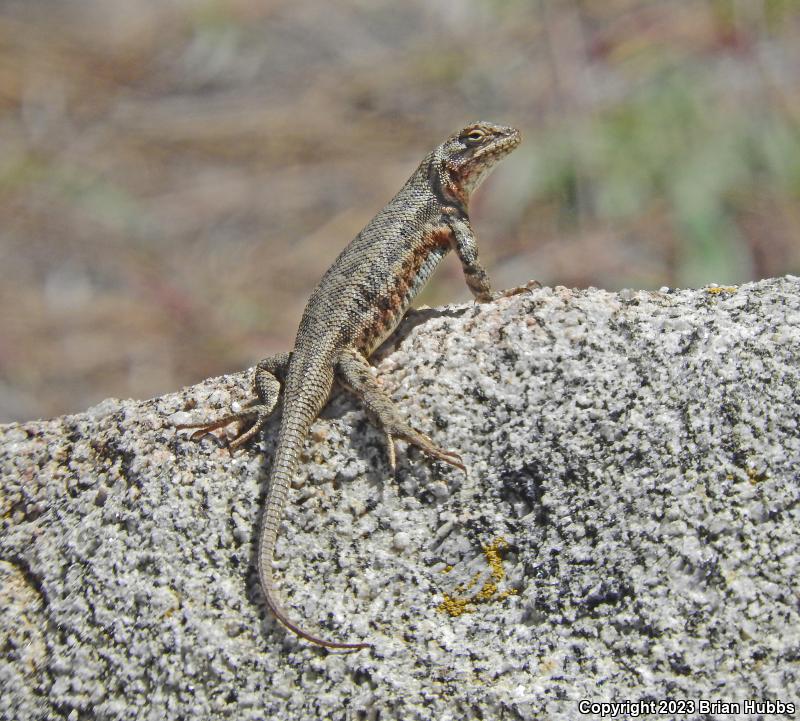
336, 348, 465, 472
447, 214, 537, 301
176, 352, 290, 450
447, 215, 495, 302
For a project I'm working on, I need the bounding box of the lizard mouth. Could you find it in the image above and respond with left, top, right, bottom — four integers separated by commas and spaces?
476, 127, 521, 161
455, 126, 521, 193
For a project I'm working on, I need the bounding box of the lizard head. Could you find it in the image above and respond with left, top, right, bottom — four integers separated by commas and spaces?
438, 122, 521, 202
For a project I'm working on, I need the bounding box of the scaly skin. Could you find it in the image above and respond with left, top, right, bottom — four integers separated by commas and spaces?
178, 122, 524, 650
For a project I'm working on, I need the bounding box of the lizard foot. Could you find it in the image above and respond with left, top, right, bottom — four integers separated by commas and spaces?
492, 279, 541, 300
387, 430, 466, 473
175, 404, 273, 451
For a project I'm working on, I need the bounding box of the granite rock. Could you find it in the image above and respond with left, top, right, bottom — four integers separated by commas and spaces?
2, 277, 799, 720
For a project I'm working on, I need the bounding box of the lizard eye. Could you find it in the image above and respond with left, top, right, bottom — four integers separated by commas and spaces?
464, 130, 484, 143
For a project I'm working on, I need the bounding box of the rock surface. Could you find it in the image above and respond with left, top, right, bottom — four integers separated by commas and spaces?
2, 277, 799, 720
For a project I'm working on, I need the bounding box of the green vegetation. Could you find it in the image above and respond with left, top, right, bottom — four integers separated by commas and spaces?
528, 67, 800, 286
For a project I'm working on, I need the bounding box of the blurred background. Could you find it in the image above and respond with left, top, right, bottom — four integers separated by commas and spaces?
1, 0, 799, 422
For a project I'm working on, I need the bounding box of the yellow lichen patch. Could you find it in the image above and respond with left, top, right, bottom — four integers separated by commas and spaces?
474, 581, 498, 602
436, 537, 518, 617
705, 286, 737, 295
437, 594, 473, 617
484, 537, 509, 582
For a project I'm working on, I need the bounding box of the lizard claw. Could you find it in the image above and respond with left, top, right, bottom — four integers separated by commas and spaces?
177, 424, 227, 447
385, 432, 397, 473
438, 450, 466, 474
493, 280, 540, 300
187, 427, 212, 442
410, 436, 466, 474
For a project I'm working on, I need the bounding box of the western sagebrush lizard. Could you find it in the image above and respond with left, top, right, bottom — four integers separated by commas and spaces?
178, 121, 525, 650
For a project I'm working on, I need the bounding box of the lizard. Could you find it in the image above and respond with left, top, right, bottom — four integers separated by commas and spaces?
177, 121, 524, 650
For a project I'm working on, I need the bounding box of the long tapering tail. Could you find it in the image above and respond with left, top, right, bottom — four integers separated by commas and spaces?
256, 405, 370, 650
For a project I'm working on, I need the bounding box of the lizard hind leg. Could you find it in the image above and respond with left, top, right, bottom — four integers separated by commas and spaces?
336, 348, 466, 473
175, 352, 290, 450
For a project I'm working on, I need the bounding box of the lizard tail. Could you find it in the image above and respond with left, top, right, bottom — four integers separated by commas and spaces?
256, 406, 371, 651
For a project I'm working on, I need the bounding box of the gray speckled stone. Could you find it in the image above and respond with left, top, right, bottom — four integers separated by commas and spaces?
2, 277, 799, 720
